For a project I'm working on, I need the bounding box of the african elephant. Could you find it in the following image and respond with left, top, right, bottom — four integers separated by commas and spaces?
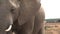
12, 6, 45, 34
0, 0, 45, 34
11, 0, 45, 34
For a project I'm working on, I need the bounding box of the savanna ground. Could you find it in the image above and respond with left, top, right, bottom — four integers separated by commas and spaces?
43, 22, 60, 34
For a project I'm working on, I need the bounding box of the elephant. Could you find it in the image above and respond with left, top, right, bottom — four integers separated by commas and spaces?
11, 0, 45, 34
0, 0, 45, 34
13, 6, 45, 34
12, 6, 45, 34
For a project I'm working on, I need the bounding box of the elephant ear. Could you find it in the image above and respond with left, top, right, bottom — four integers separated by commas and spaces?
9, 0, 20, 8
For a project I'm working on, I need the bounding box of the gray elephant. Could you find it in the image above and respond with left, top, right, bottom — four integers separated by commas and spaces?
11, 0, 45, 34
0, 0, 45, 34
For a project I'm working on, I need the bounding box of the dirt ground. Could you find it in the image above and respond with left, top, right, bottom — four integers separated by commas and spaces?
43, 22, 60, 34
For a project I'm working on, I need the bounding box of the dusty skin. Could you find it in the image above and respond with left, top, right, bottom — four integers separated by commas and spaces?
0, 0, 45, 34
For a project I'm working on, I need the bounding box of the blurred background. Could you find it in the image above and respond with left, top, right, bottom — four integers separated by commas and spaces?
41, 0, 60, 19
41, 0, 60, 34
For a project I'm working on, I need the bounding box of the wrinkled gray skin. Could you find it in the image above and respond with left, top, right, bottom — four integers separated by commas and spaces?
33, 7, 45, 34
0, 0, 13, 34
0, 0, 45, 34
0, 11, 13, 34
12, 7, 45, 34
11, 0, 45, 34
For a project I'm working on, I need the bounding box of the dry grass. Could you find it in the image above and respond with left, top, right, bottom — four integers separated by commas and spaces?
43, 22, 60, 34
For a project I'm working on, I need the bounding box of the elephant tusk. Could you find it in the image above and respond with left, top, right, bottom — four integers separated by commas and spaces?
5, 25, 12, 32
9, 0, 20, 8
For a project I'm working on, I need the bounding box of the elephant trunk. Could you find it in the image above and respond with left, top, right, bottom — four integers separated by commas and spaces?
5, 14, 13, 32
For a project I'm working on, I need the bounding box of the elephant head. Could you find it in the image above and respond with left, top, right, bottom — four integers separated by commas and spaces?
0, 0, 42, 34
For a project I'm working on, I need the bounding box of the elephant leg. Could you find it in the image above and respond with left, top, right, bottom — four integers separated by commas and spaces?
32, 7, 45, 34
16, 16, 35, 34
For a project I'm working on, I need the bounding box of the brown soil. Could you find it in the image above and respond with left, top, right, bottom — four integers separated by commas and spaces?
43, 22, 60, 34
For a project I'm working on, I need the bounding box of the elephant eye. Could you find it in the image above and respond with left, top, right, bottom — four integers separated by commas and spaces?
10, 7, 15, 14
11, 8, 14, 11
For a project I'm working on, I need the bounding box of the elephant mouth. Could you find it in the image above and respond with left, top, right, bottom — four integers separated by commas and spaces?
5, 24, 12, 32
